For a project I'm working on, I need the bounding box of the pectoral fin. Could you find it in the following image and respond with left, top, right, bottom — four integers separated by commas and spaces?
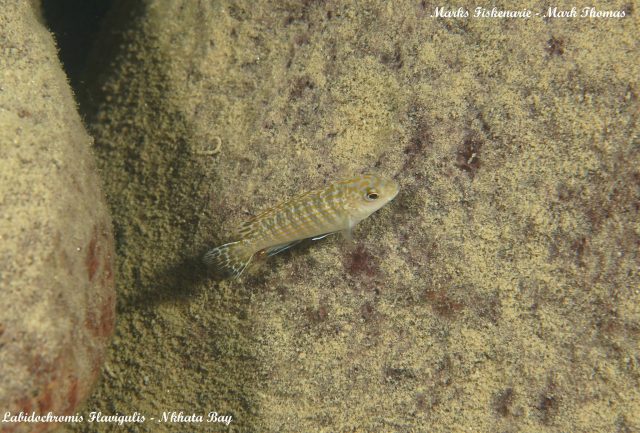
341, 218, 355, 241
341, 229, 353, 241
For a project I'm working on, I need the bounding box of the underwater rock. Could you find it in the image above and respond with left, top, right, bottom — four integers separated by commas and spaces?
78, 1, 638, 432
0, 3, 115, 432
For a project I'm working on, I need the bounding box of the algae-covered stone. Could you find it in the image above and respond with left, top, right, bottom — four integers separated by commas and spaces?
0, 2, 115, 432
79, 1, 638, 432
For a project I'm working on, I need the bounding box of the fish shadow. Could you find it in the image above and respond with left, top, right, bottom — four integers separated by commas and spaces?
120, 236, 344, 313
120, 247, 228, 313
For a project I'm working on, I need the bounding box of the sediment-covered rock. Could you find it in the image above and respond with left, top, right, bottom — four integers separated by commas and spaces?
0, 3, 115, 433
76, 1, 638, 432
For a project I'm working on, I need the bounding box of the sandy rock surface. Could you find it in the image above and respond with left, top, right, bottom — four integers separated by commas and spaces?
44, 1, 640, 432
0, 3, 115, 433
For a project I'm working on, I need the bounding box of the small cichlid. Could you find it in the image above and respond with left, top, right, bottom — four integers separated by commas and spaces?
203, 173, 399, 278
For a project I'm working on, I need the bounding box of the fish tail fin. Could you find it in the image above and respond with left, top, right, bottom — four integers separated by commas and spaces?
203, 241, 254, 278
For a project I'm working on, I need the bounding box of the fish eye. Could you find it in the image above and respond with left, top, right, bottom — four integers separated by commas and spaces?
365, 189, 379, 201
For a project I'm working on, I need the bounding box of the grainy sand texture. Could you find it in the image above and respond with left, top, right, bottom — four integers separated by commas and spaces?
18, 1, 640, 432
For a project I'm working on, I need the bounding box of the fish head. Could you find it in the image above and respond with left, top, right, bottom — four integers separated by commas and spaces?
343, 174, 399, 223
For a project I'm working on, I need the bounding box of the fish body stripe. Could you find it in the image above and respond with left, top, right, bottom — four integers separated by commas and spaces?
245, 188, 343, 251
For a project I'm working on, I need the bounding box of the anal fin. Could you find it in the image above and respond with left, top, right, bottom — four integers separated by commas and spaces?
265, 240, 303, 257
312, 232, 338, 241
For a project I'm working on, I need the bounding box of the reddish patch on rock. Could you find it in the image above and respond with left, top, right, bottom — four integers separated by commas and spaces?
17, 108, 32, 118
423, 289, 465, 319
90, 350, 106, 378
85, 293, 115, 338
455, 134, 483, 178
84, 222, 116, 339
2, 420, 19, 433
86, 227, 100, 281
102, 248, 115, 287
360, 302, 377, 322
537, 377, 560, 425
401, 103, 431, 173
100, 293, 116, 335
65, 377, 79, 414
86, 222, 115, 284
344, 244, 379, 277
28, 353, 57, 376
405, 116, 430, 156
289, 75, 314, 99
306, 303, 329, 323
493, 387, 515, 417
37, 387, 54, 413
16, 396, 32, 414
545, 36, 565, 56
380, 43, 403, 70
4, 221, 115, 431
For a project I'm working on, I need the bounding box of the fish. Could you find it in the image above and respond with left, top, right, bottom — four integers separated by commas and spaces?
203, 173, 399, 278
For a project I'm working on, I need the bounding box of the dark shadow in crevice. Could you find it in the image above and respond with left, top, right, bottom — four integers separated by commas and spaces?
42, 0, 113, 95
